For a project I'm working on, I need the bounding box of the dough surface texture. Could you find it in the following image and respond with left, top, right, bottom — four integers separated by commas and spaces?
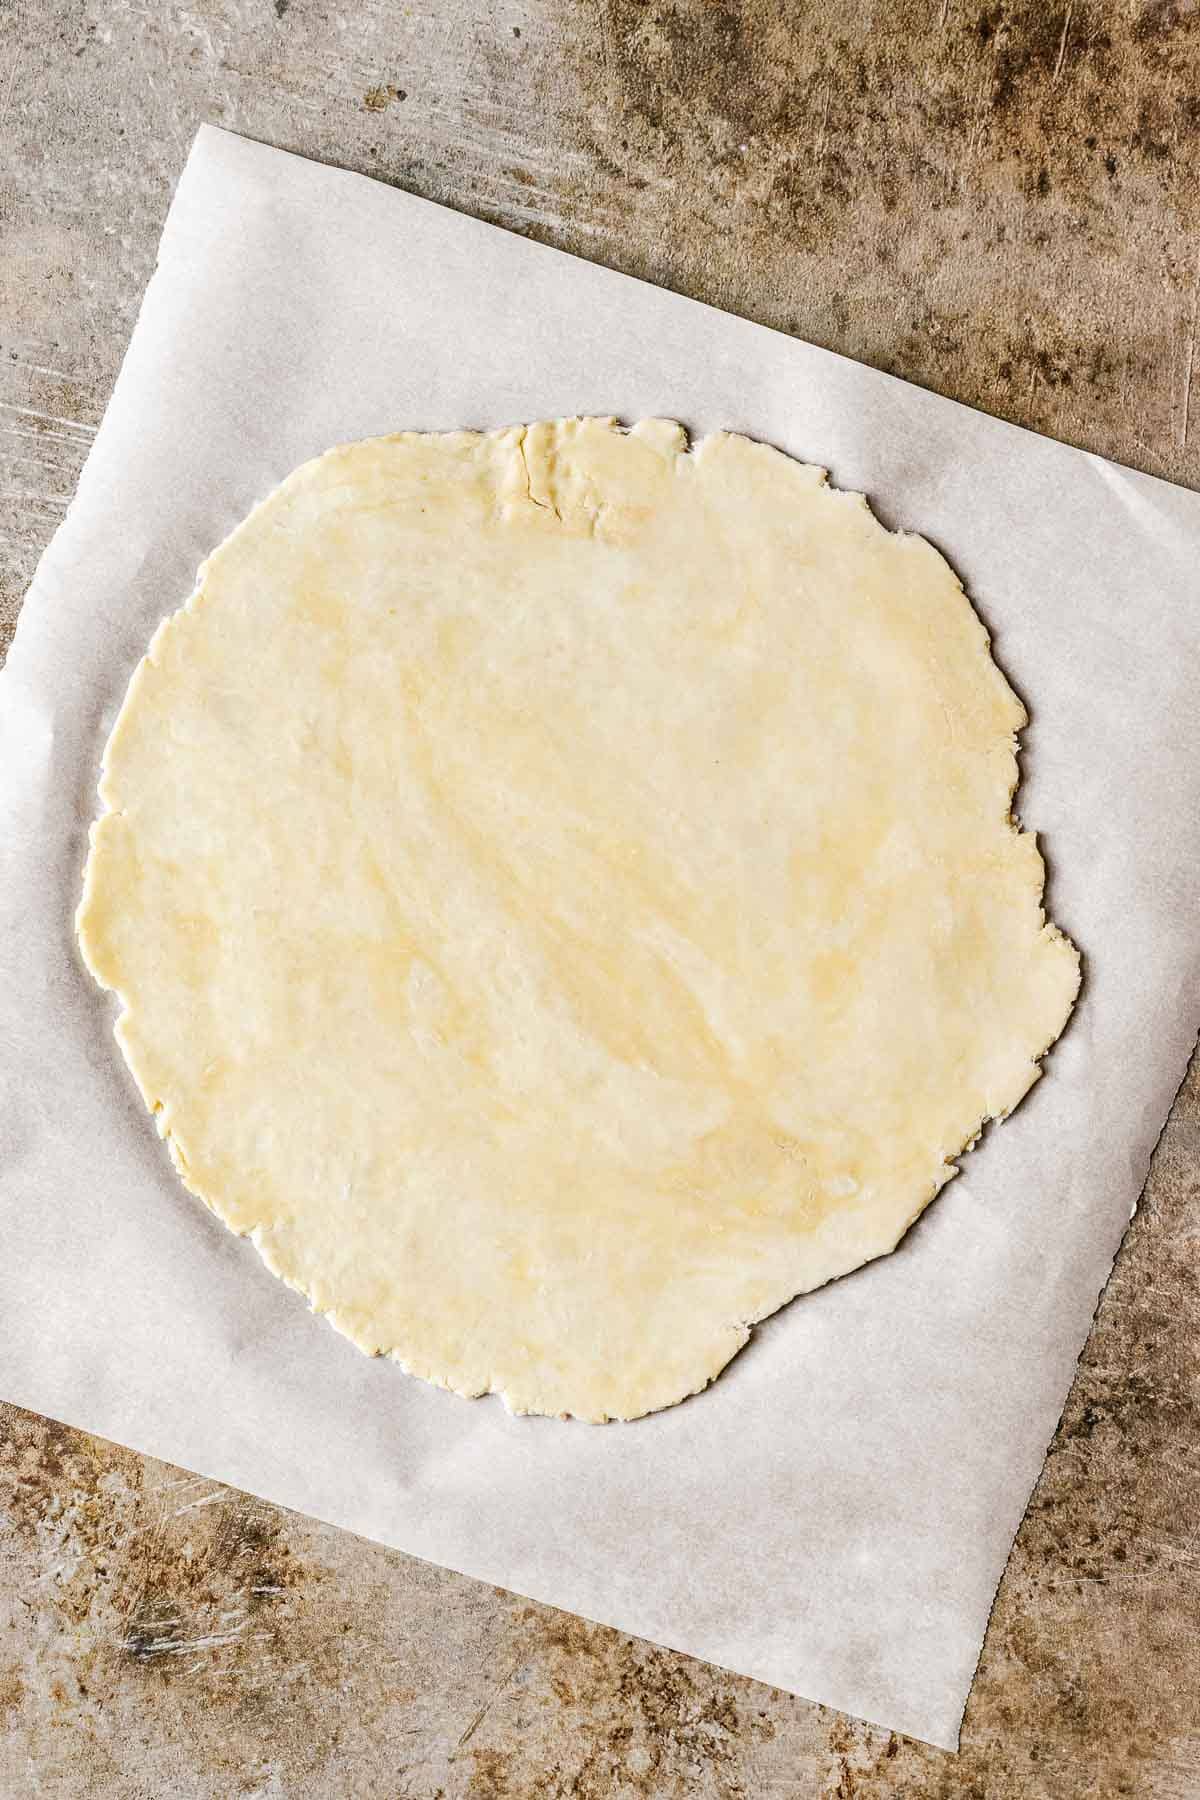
77, 419, 1080, 1421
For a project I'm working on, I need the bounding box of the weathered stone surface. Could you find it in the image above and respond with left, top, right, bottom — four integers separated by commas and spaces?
2, 2, 1198, 1792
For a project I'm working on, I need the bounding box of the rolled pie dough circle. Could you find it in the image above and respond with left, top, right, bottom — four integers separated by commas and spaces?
77, 419, 1080, 1422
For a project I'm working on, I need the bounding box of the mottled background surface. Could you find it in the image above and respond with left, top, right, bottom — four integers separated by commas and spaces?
2, 2, 1199, 1795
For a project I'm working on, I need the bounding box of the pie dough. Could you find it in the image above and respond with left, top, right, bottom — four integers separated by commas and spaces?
77, 419, 1080, 1422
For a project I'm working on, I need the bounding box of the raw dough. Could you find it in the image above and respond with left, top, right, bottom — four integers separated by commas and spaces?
77, 419, 1080, 1422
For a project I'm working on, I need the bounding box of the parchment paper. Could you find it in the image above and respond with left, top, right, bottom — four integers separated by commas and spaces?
2, 125, 1199, 1751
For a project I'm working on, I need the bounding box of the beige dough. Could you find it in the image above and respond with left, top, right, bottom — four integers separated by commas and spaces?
77, 418, 1080, 1422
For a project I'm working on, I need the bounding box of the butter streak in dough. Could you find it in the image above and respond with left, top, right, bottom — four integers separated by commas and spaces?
77, 419, 1080, 1422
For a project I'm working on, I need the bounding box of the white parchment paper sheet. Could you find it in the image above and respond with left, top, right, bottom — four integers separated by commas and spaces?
2, 126, 1199, 1750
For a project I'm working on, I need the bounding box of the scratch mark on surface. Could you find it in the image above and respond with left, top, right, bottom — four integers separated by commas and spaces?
815, 81, 831, 162
0, 451, 69, 475
132, 29, 187, 164
0, 49, 22, 130
450, 1660, 521, 1758
939, 0, 952, 24
0, 423, 92, 450
172, 1487, 229, 1517
1053, 2, 1074, 81
962, 70, 991, 174
0, 400, 95, 434
125, 1621, 249, 1660
597, 5, 616, 109
119, 1495, 172, 1637
1182, 249, 1199, 449
4, 356, 79, 383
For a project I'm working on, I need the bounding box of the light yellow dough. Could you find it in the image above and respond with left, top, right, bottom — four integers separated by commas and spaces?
77, 418, 1080, 1422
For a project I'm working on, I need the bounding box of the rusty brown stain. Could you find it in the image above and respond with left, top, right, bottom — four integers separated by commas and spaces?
0, 1667, 25, 1720
364, 83, 407, 111
459, 1603, 776, 1797
560, 0, 1200, 470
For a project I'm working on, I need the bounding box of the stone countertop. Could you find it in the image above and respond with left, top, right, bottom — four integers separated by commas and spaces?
1, 3, 1198, 1795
